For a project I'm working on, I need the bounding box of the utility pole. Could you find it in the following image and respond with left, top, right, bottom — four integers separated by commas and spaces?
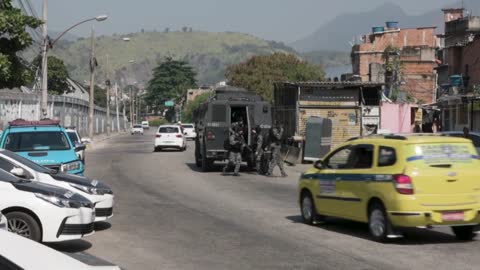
121, 86, 127, 130
88, 27, 96, 139
41, 0, 48, 119
105, 54, 111, 136
129, 87, 133, 125
115, 83, 120, 132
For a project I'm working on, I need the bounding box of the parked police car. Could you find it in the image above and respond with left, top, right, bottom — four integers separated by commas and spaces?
0, 119, 85, 175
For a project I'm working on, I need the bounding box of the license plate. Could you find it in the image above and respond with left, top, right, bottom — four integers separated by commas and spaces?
442, 212, 464, 221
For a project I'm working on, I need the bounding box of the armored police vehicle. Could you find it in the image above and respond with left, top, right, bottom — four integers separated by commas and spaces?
194, 86, 272, 171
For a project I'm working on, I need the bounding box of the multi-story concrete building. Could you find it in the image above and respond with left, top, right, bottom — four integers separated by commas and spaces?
436, 8, 480, 131
351, 22, 438, 103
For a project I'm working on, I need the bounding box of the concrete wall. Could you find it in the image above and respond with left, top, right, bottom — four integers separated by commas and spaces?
298, 107, 361, 149
0, 91, 127, 137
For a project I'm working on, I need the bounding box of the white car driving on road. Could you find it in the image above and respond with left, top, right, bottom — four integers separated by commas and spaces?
0, 229, 121, 270
181, 123, 197, 140
0, 149, 114, 222
0, 168, 95, 242
154, 125, 187, 152
141, 121, 150, 130
131, 124, 144, 135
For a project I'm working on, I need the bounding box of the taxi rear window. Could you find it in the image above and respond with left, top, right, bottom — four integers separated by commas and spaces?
406, 143, 476, 165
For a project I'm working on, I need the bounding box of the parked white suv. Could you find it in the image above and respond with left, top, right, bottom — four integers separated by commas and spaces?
131, 124, 144, 135
154, 125, 187, 152
0, 149, 114, 222
181, 123, 196, 140
0, 168, 95, 242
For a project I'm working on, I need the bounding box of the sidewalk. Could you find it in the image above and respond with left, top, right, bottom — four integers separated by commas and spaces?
87, 131, 127, 150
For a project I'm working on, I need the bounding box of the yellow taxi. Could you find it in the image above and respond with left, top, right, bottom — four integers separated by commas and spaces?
298, 134, 480, 242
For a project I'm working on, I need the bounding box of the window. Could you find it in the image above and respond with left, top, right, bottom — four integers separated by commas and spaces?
349, 145, 374, 169
378, 146, 397, 167
325, 147, 352, 169
211, 105, 227, 122
159, 127, 179, 133
5, 132, 71, 152
468, 135, 480, 148
67, 132, 79, 144
182, 125, 194, 129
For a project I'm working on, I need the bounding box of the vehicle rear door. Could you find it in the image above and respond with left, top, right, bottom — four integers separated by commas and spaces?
207, 103, 227, 151
404, 142, 480, 209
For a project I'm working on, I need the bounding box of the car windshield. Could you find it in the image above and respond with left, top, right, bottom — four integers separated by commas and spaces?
159, 127, 179, 133
0, 150, 52, 173
182, 125, 194, 129
67, 131, 79, 144
133, 125, 142, 128
4, 132, 71, 152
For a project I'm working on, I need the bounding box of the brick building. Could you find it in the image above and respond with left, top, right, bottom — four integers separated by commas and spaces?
273, 82, 382, 150
351, 22, 438, 103
436, 8, 480, 131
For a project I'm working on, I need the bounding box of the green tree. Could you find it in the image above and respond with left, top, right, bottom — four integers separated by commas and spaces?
225, 53, 325, 101
146, 57, 197, 113
0, 0, 41, 88
33, 56, 69, 95
84, 84, 107, 106
181, 92, 211, 122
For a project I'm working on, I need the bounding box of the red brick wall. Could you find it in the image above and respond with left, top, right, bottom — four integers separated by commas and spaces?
462, 38, 480, 86
351, 28, 437, 102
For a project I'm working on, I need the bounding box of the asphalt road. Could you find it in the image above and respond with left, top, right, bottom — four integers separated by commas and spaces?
55, 129, 480, 270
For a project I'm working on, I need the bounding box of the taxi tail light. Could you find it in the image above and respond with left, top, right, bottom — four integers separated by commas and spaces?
393, 174, 414, 195
156, 134, 161, 138
176, 134, 183, 138
206, 131, 215, 140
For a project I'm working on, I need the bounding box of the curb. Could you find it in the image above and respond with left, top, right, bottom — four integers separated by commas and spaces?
87, 131, 127, 149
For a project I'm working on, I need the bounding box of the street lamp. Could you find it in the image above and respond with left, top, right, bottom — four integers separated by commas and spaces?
40, 6, 108, 118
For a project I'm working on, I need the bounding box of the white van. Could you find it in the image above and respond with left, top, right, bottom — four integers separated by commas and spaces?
141, 121, 150, 130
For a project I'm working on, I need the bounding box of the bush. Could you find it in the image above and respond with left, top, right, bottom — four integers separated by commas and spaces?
149, 118, 168, 127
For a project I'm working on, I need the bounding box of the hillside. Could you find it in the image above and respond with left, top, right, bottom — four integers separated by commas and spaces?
291, 0, 480, 52
44, 31, 297, 87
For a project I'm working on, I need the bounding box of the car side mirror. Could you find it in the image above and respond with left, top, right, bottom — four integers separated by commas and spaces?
11, 167, 26, 178
314, 160, 326, 170
75, 144, 86, 152
184, 132, 188, 135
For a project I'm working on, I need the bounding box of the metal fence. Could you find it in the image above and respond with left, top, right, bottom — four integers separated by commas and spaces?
0, 90, 127, 137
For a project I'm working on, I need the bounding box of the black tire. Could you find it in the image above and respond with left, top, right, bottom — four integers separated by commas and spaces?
368, 202, 392, 242
201, 146, 212, 172
452, 226, 476, 241
6, 211, 42, 242
300, 192, 324, 225
195, 142, 202, 167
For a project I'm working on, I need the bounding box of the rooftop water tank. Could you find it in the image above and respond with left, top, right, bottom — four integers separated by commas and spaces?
386, 21, 399, 29
372, 26, 385, 34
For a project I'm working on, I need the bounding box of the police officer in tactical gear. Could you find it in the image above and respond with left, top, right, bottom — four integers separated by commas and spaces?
252, 126, 264, 174
266, 122, 287, 177
222, 126, 244, 176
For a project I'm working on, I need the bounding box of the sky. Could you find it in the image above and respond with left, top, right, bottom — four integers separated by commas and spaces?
30, 0, 460, 43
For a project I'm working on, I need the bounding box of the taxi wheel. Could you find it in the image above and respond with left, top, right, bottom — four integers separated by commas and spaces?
301, 193, 324, 225
368, 203, 391, 242
452, 226, 476, 241
6, 212, 41, 242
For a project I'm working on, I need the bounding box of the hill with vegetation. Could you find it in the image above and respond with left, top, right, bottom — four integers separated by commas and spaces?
42, 31, 297, 87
